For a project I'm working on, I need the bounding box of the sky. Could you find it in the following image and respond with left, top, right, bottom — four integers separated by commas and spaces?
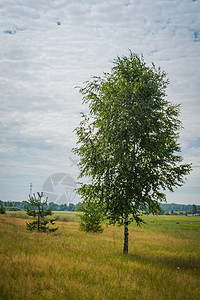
0, 0, 199, 205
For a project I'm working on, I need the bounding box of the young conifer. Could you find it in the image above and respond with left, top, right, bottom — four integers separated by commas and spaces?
25, 192, 58, 232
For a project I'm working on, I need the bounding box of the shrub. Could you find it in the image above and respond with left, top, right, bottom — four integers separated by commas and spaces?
77, 200, 104, 233
0, 205, 6, 214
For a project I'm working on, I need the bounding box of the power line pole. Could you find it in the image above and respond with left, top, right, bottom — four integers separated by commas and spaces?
30, 183, 33, 197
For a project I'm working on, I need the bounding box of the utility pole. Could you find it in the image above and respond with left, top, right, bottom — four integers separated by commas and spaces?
30, 183, 33, 197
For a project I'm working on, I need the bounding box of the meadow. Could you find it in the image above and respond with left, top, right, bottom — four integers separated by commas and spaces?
0, 211, 199, 300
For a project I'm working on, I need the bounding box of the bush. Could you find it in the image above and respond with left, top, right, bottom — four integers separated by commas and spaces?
77, 200, 104, 233
0, 205, 6, 214
54, 215, 74, 222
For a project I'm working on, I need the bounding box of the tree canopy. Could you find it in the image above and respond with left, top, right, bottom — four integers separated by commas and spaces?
73, 51, 192, 253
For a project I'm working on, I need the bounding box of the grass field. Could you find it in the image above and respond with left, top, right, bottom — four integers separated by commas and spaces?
0, 211, 199, 300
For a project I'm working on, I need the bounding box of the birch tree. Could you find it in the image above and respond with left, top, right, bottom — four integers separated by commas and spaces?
73, 51, 191, 254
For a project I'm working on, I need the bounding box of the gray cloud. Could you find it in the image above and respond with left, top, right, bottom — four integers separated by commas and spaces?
0, 0, 199, 204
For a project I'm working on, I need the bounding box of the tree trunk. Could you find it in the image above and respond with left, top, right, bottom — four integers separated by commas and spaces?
123, 215, 129, 254
38, 212, 40, 232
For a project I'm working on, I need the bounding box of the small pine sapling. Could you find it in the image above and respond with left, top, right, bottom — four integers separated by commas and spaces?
25, 192, 58, 232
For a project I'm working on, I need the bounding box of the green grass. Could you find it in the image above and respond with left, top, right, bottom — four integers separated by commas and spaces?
0, 212, 199, 300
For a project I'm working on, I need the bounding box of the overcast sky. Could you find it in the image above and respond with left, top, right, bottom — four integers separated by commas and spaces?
0, 0, 199, 205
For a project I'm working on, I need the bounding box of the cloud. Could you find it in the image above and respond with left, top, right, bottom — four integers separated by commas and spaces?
0, 0, 199, 203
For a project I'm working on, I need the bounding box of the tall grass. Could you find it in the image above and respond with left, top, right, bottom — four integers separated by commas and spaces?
0, 212, 199, 300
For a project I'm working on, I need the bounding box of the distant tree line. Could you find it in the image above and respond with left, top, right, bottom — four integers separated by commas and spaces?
160, 203, 199, 212
140, 203, 199, 215
160, 203, 199, 215
0, 200, 199, 215
0, 200, 78, 212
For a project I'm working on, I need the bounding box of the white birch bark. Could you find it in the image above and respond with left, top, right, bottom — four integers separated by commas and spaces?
123, 215, 129, 254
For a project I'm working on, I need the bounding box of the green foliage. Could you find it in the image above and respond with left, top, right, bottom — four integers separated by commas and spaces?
7, 207, 21, 211
75, 202, 84, 212
0, 205, 6, 214
0, 200, 76, 211
73, 50, 192, 227
25, 192, 58, 232
160, 203, 199, 212
191, 204, 197, 214
77, 199, 104, 232
0, 200, 27, 210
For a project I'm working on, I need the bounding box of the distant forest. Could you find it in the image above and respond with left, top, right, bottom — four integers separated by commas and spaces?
0, 200, 77, 212
0, 200, 199, 215
160, 203, 199, 215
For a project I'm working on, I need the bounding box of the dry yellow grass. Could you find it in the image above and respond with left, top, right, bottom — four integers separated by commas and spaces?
0, 213, 199, 300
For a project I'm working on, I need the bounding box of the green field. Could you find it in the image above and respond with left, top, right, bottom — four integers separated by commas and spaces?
0, 212, 199, 300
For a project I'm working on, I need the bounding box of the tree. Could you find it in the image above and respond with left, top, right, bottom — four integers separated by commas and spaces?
77, 199, 104, 233
75, 202, 84, 211
0, 205, 6, 214
68, 203, 75, 211
73, 51, 192, 254
191, 204, 197, 215
25, 192, 58, 232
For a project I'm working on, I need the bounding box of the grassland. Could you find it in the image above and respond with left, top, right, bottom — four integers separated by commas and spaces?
0, 212, 199, 300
